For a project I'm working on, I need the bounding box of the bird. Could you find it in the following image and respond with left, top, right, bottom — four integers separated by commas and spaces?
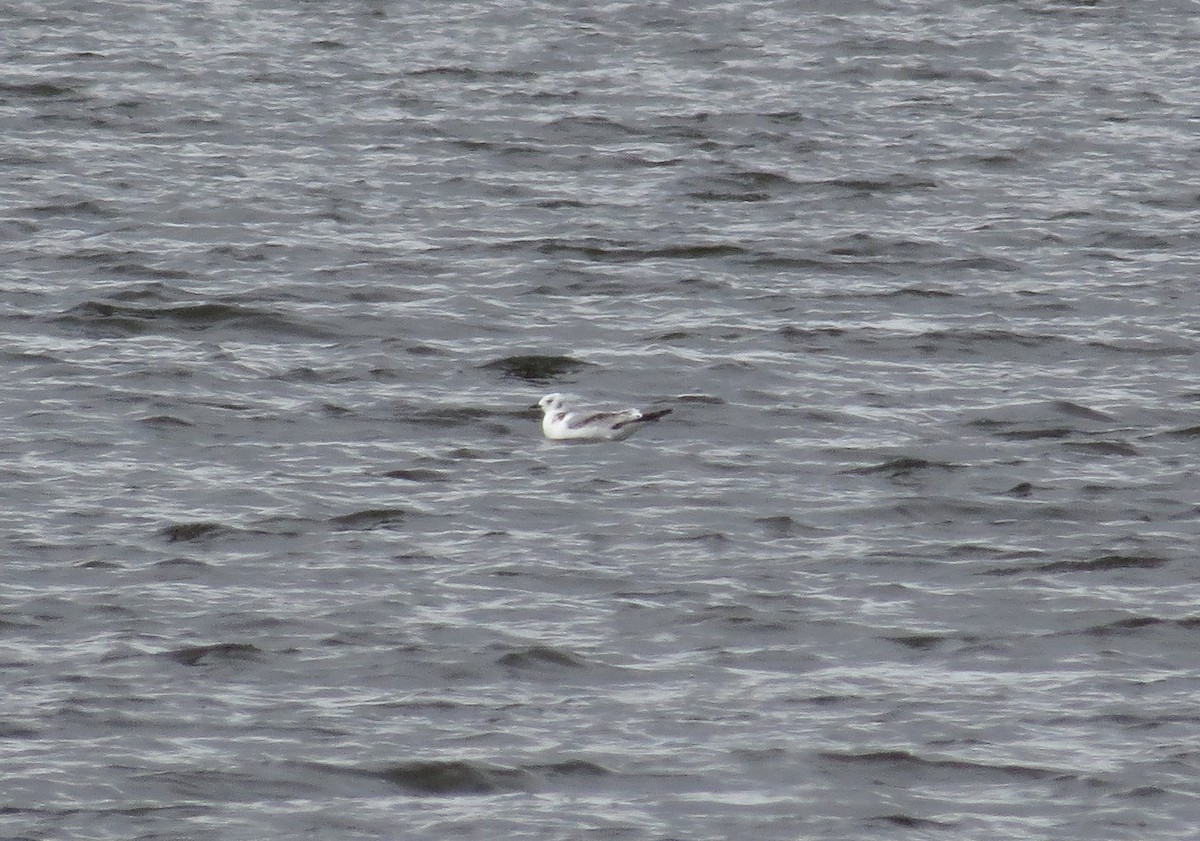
535, 393, 672, 442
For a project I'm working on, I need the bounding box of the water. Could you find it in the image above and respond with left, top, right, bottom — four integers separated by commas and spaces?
3, 0, 1200, 838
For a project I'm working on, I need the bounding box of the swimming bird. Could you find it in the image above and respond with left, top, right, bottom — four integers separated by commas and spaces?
536, 393, 672, 442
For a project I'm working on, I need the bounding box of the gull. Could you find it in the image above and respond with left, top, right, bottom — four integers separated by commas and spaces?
536, 393, 672, 442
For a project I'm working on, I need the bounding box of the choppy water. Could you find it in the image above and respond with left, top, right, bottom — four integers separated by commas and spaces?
3, 1, 1200, 838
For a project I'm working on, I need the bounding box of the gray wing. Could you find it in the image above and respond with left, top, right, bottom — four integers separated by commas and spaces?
567, 409, 640, 429
613, 407, 671, 429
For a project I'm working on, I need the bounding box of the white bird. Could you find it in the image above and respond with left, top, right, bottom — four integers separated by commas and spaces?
536, 393, 672, 442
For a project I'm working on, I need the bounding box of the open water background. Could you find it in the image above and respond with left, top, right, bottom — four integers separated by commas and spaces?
3, 1, 1200, 838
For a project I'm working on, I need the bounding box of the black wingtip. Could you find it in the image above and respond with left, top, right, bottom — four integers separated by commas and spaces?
640, 408, 672, 422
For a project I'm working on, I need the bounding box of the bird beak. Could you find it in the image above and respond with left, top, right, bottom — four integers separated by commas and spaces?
529, 401, 542, 410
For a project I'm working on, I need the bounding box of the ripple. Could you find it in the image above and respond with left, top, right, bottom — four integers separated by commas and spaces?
844, 457, 961, 477
160, 522, 236, 543
1160, 425, 1200, 439
867, 813, 957, 830
754, 515, 827, 538
481, 354, 592, 382
1070, 616, 1200, 637
984, 553, 1169, 576
139, 415, 194, 428
818, 749, 1064, 782
526, 238, 748, 263
377, 760, 529, 794
382, 468, 451, 483
54, 300, 332, 339
328, 508, 409, 531
496, 645, 589, 670
164, 642, 263, 667
1061, 440, 1140, 457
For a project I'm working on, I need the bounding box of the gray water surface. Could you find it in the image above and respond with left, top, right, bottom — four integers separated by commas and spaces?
3, 1, 1200, 839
